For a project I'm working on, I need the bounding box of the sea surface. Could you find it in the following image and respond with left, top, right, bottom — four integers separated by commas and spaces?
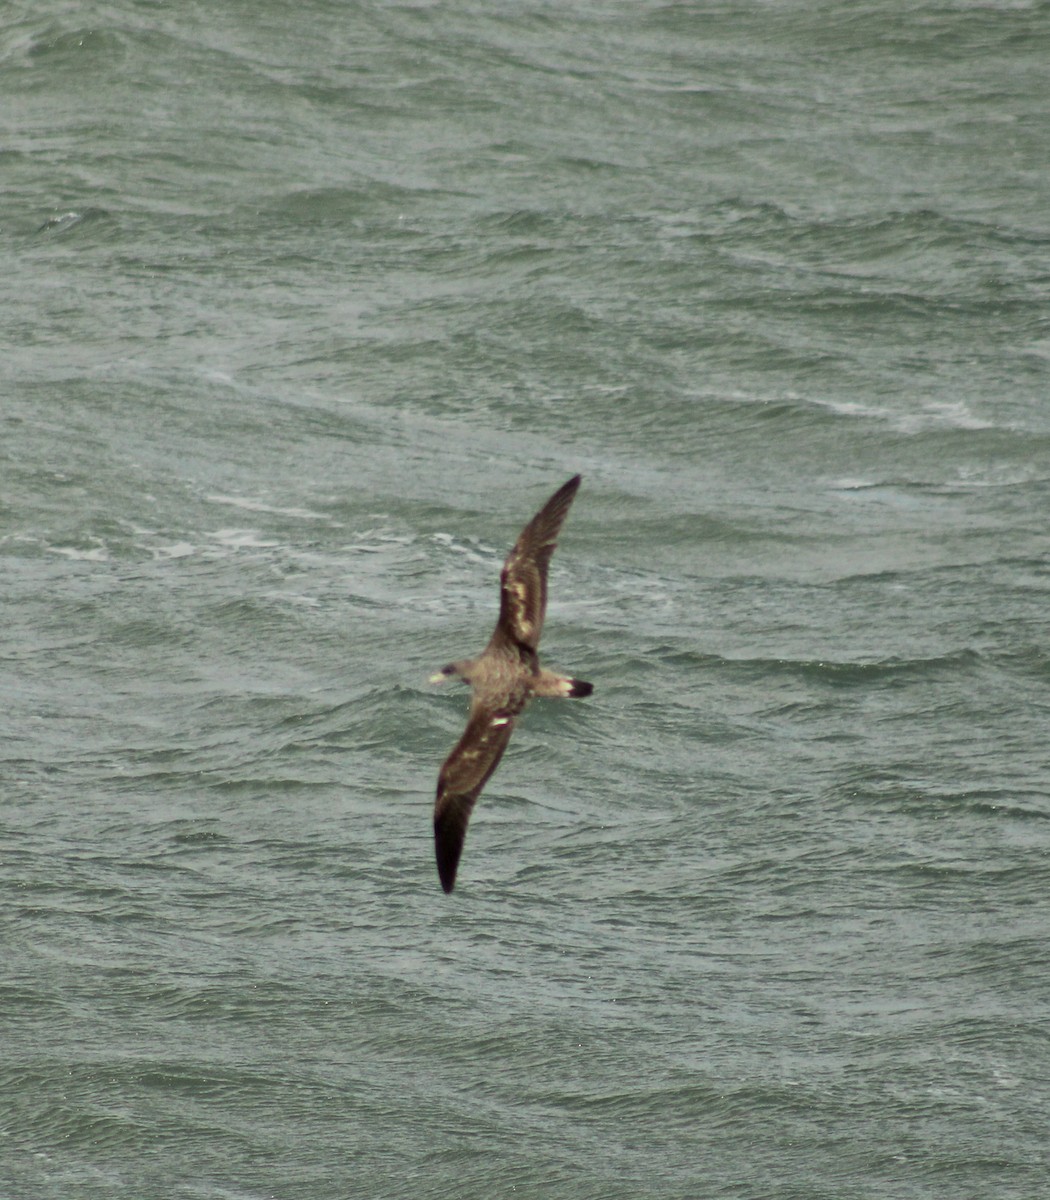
3, 2, 1050, 1197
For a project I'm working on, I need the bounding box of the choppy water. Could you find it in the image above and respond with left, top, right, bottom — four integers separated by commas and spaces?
4, 2, 1050, 1197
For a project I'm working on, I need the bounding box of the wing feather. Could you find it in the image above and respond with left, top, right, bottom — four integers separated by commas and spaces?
490, 474, 581, 653
433, 707, 516, 893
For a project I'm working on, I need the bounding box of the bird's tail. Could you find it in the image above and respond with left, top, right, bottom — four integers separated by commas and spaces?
532, 670, 594, 699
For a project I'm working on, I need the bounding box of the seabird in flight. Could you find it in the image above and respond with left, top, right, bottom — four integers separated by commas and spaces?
430, 474, 592, 893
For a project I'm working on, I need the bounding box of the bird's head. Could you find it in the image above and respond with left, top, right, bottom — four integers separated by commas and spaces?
428, 660, 472, 685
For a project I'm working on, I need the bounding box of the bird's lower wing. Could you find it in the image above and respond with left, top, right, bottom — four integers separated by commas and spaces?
433, 709, 516, 893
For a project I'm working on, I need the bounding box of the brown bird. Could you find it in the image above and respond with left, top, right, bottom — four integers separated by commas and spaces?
430, 474, 593, 893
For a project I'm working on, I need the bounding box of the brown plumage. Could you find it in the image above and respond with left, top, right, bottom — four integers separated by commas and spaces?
430, 475, 593, 893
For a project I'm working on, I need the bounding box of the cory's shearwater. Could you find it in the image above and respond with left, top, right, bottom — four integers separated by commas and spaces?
430, 474, 592, 893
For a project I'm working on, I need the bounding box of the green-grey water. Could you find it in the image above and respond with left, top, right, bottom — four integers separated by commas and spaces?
3, 2, 1050, 1197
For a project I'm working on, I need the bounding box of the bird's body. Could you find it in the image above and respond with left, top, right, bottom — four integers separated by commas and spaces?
430, 474, 592, 893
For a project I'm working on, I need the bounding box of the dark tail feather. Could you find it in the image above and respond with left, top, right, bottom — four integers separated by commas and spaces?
568, 678, 593, 698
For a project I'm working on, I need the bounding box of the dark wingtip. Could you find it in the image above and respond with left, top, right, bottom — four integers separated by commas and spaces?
569, 678, 593, 698
551, 474, 581, 500
435, 844, 458, 893
434, 811, 461, 894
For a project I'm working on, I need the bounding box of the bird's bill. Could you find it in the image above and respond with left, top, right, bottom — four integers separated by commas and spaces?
428, 671, 449, 684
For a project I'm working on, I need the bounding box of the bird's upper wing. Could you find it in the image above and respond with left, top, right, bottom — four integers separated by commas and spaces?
489, 474, 581, 654
433, 705, 516, 893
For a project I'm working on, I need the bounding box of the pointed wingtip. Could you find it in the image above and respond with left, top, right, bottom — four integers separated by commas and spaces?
436, 849, 458, 893
435, 837, 458, 893
434, 830, 460, 897
550, 474, 581, 500
434, 807, 463, 894
543, 473, 582, 522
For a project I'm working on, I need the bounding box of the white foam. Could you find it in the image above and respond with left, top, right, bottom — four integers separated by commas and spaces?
47, 544, 109, 562
206, 494, 330, 521
207, 528, 279, 549
152, 541, 196, 559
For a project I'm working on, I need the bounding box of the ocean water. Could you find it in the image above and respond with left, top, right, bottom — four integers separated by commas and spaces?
3, 2, 1050, 1197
